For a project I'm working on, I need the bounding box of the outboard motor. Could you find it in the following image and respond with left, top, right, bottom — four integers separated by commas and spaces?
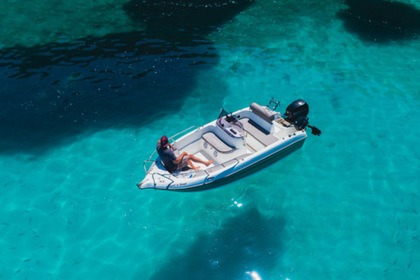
285, 99, 322, 135
285, 99, 309, 130
294, 116, 309, 130
285, 99, 309, 122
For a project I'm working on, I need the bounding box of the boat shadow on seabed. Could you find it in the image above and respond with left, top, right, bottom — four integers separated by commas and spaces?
143, 207, 285, 280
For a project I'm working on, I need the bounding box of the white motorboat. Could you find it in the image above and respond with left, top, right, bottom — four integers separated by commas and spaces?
137, 98, 321, 191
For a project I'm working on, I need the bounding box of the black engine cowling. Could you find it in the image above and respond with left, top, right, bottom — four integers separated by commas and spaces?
285, 99, 309, 123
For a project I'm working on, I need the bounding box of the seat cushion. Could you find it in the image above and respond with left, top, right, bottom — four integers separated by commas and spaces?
202, 132, 234, 153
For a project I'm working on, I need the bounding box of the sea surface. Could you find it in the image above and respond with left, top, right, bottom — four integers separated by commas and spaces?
1, 0, 419, 279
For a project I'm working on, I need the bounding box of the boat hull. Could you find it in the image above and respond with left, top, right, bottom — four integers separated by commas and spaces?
138, 137, 305, 191
138, 100, 314, 191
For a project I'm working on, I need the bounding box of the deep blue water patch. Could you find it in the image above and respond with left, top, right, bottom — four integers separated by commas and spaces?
338, 0, 420, 42
147, 208, 284, 280
0, 32, 217, 154
0, 1, 254, 155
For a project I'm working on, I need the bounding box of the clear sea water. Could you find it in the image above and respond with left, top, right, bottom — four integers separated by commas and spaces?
1, 0, 419, 279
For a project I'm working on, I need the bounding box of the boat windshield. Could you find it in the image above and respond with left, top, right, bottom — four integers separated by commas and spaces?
217, 108, 244, 138
218, 108, 239, 123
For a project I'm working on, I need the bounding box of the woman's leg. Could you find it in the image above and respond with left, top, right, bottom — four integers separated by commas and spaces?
186, 154, 213, 166
177, 152, 213, 170
187, 159, 200, 170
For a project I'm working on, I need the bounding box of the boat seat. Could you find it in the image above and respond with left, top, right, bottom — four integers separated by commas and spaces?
239, 118, 278, 147
202, 132, 234, 153
250, 102, 277, 123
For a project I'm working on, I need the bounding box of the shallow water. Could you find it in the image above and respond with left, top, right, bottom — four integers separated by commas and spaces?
1, 0, 419, 279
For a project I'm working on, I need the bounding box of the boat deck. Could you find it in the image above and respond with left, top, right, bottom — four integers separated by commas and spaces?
180, 115, 298, 170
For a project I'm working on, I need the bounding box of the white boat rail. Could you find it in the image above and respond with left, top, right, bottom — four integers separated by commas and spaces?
168, 125, 198, 144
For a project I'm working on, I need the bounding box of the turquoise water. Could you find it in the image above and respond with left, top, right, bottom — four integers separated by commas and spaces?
1, 0, 419, 279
